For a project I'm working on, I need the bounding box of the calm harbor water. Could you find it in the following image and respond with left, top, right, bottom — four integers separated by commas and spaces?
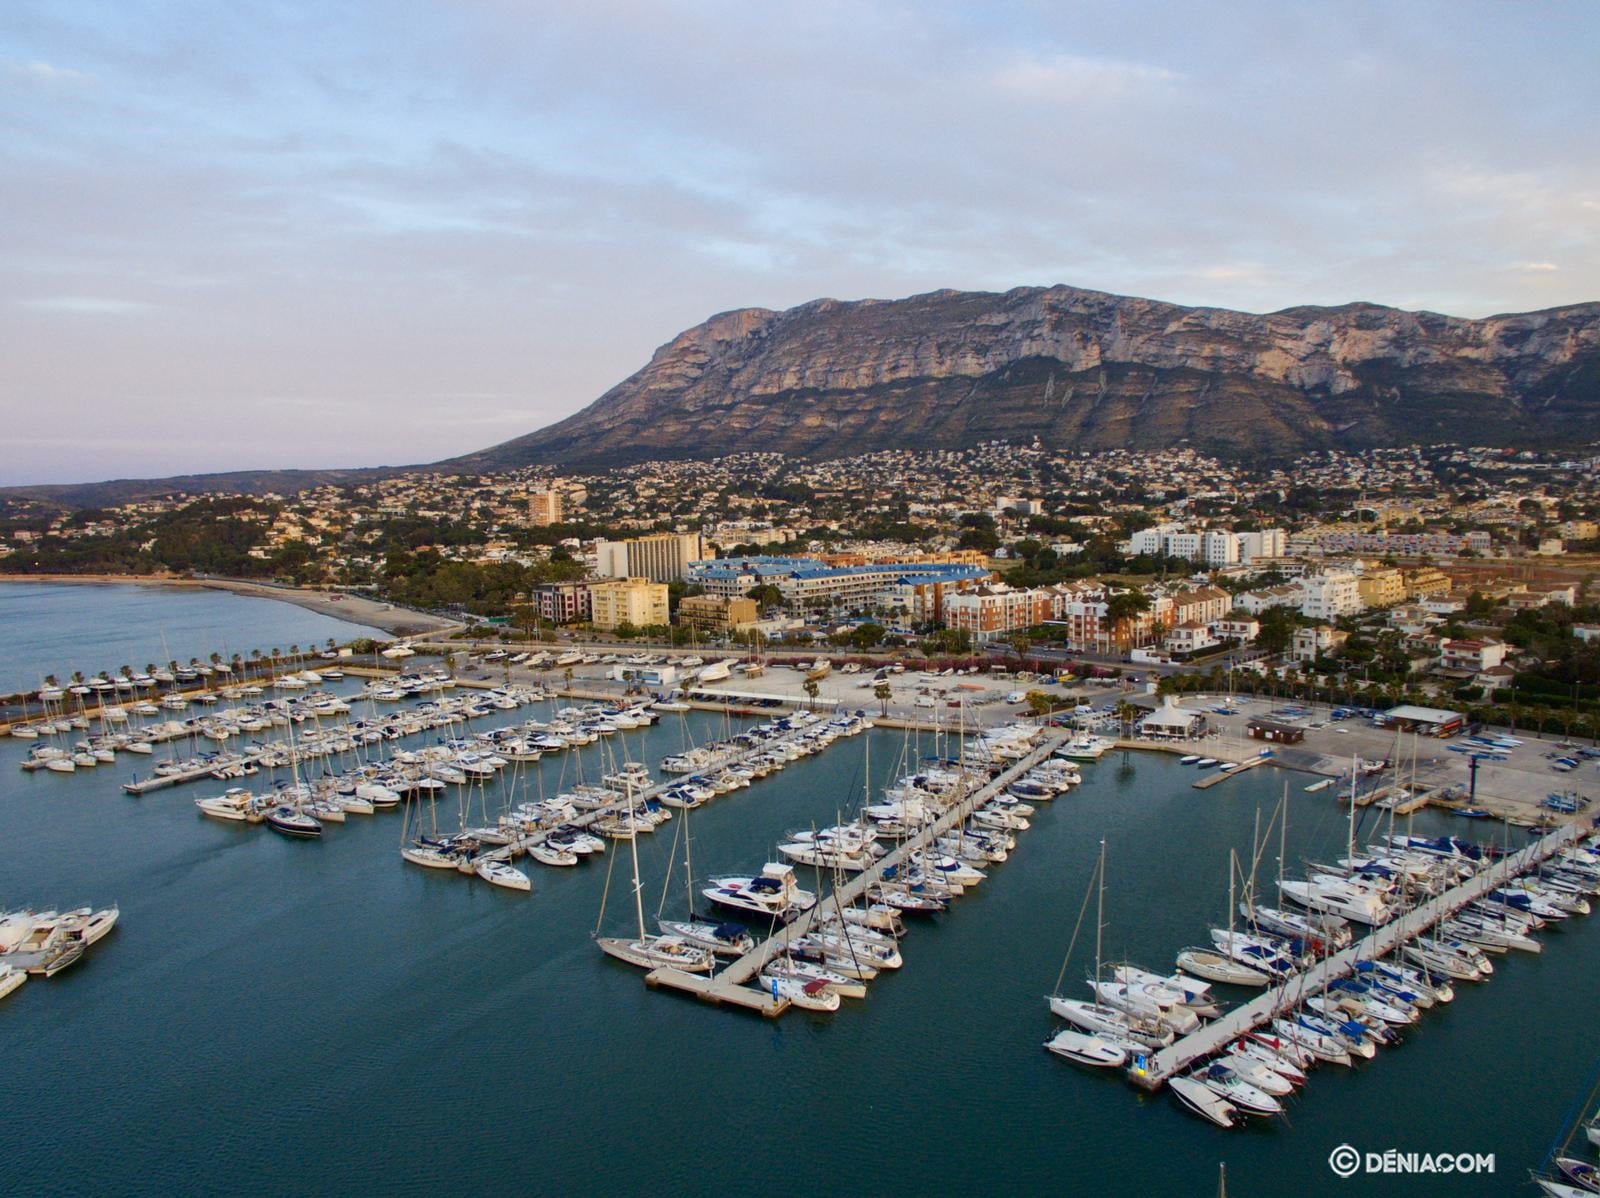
0, 582, 383, 696
1, 602, 1596, 1195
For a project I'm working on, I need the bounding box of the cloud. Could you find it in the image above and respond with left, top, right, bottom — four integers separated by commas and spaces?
3, 58, 88, 85
0, 0, 1596, 485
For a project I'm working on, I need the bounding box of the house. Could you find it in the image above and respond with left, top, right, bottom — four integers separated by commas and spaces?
1440, 638, 1507, 673
1247, 718, 1305, 745
1166, 620, 1218, 655
1237, 585, 1301, 616
1475, 664, 1516, 692
1217, 616, 1260, 642
1291, 625, 1349, 663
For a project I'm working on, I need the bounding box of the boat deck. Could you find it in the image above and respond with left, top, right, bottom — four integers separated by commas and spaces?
1128, 820, 1586, 1090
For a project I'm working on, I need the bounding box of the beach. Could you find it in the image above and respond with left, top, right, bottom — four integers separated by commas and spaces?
0, 574, 460, 638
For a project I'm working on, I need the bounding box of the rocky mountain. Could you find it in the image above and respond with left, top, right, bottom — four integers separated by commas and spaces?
453, 285, 1600, 469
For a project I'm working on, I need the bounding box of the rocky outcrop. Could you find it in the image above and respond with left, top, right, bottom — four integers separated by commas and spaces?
455, 285, 1600, 468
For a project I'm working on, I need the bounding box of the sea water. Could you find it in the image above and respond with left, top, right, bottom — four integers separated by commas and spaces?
0, 618, 1593, 1195
0, 582, 383, 695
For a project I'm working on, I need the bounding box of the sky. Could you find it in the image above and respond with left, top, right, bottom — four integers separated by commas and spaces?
1, 1, 1597, 485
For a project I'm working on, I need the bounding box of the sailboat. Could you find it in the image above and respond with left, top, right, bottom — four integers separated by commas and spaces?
656, 784, 755, 956
1047, 841, 1174, 1053
597, 780, 716, 973
1178, 851, 1274, 987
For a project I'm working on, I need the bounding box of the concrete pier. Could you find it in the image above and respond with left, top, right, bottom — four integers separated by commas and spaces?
1127, 820, 1587, 1091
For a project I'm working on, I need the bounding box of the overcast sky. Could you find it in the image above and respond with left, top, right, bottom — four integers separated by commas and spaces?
2, 1, 1596, 485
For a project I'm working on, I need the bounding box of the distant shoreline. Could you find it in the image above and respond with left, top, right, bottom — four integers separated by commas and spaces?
0, 574, 461, 638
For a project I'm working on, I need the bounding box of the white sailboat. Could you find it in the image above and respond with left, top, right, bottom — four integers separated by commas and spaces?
597, 781, 716, 973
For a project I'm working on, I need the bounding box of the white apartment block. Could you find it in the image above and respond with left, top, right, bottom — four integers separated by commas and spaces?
1126, 524, 1285, 566
1297, 571, 1363, 621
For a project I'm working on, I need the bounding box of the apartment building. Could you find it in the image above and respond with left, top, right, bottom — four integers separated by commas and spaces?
589, 577, 670, 630
596, 532, 705, 583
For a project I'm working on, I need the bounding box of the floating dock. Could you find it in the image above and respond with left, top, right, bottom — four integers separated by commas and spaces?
477, 715, 863, 870
644, 731, 1070, 1014
1127, 820, 1586, 1091
1191, 756, 1268, 789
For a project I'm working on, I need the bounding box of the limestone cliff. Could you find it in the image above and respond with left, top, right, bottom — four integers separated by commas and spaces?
454, 285, 1600, 468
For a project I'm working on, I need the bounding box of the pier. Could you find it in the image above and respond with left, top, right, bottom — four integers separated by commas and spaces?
1191, 756, 1268, 789
643, 730, 1069, 1015
1127, 819, 1587, 1090
475, 713, 866, 872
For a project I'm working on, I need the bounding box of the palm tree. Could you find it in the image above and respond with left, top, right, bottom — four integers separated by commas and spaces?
803, 678, 820, 710
874, 681, 892, 718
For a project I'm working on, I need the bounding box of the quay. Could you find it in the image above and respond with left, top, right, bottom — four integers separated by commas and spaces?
473, 713, 864, 875
1128, 819, 1587, 1091
642, 730, 1070, 1016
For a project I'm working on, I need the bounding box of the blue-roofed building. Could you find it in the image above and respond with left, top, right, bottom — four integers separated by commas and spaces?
687, 555, 991, 617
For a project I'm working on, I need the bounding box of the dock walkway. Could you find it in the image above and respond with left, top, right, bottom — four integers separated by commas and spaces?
478, 716, 862, 868
643, 731, 1069, 1015
1129, 820, 1586, 1090
1192, 756, 1268, 789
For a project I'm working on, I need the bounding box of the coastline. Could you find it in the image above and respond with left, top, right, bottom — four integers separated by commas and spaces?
0, 574, 461, 638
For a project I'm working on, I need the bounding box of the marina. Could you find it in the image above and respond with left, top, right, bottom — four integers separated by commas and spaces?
3, 580, 1600, 1195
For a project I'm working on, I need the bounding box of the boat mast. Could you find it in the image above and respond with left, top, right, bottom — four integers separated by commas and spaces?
1094, 838, 1106, 989
625, 778, 646, 942
1346, 753, 1358, 863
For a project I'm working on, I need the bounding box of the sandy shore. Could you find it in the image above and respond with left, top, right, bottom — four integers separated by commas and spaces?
0, 574, 462, 638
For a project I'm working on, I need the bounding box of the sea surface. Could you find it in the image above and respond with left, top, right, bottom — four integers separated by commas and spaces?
0, 582, 384, 696
1, 600, 1596, 1195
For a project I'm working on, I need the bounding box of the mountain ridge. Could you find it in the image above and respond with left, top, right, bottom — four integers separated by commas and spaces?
446, 283, 1600, 471
7, 283, 1598, 506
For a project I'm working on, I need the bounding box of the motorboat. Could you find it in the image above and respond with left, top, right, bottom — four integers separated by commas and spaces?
195, 788, 258, 822
1278, 879, 1390, 926
1194, 1063, 1283, 1117
1215, 1051, 1296, 1095
1168, 1075, 1239, 1128
702, 864, 816, 921
1044, 1028, 1127, 1069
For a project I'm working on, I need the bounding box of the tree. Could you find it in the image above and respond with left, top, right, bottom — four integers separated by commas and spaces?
874, 681, 892, 717
1025, 690, 1054, 719
803, 678, 820, 709
746, 583, 784, 609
